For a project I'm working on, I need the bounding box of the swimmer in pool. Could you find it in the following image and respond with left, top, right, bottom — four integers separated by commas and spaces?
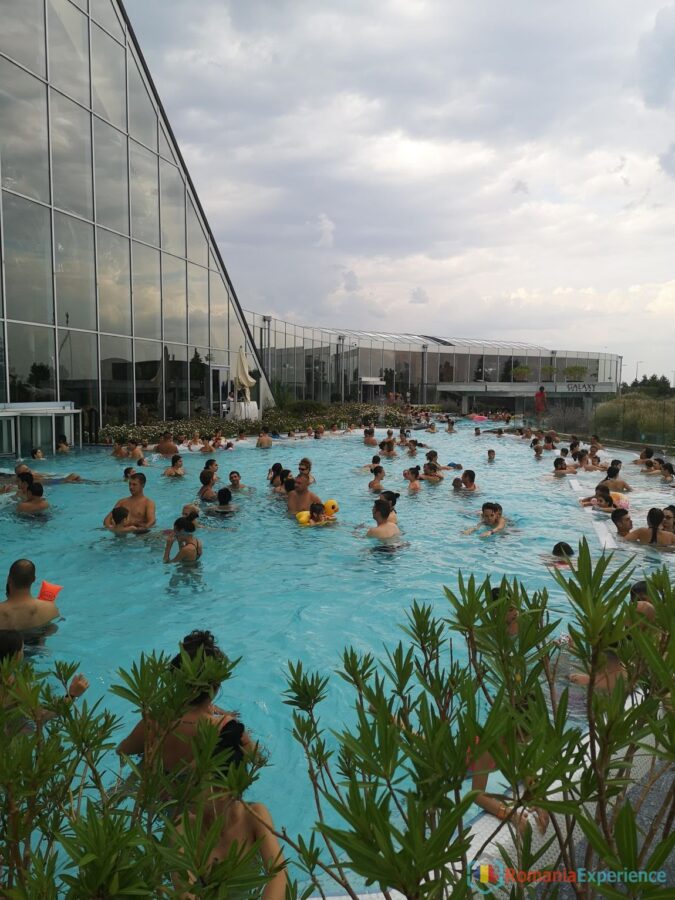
624, 508, 675, 547
420, 462, 443, 483
107, 506, 140, 534
287, 473, 321, 515
202, 459, 220, 482
306, 502, 328, 526
0, 559, 60, 632
610, 508, 633, 538
474, 427, 481, 437
404, 466, 422, 492
30, 448, 44, 460
126, 440, 144, 462
297, 459, 316, 484
552, 458, 571, 477
256, 426, 273, 449
56, 435, 70, 454
368, 466, 385, 492
14, 463, 82, 484
661, 506, 675, 533
163, 516, 203, 564
361, 454, 381, 473
163, 455, 184, 477
452, 477, 463, 492
366, 498, 401, 541
198, 470, 217, 502
599, 466, 632, 492
204, 487, 237, 516
487, 449, 496, 463
460, 470, 477, 491
16, 482, 49, 515
579, 485, 618, 512
229, 470, 246, 491
548, 541, 575, 568
123, 467, 136, 481
111, 441, 128, 458
104, 473, 156, 530
463, 502, 505, 537
380, 491, 400, 524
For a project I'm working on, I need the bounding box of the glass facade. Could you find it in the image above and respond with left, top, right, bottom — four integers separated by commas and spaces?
245, 310, 621, 405
0, 0, 267, 430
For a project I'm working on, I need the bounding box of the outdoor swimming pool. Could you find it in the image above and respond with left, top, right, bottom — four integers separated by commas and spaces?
2, 423, 673, 842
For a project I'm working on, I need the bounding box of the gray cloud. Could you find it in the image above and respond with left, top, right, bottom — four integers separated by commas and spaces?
410, 286, 429, 305
124, 0, 674, 376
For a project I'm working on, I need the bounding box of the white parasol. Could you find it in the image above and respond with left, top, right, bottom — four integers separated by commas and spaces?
234, 346, 256, 402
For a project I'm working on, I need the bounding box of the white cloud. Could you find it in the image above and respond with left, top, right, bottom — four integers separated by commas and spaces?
124, 0, 675, 376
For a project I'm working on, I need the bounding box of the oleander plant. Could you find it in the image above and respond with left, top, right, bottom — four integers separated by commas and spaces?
1, 543, 672, 898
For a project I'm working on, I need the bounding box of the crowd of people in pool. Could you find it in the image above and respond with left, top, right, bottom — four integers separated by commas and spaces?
1, 413, 673, 879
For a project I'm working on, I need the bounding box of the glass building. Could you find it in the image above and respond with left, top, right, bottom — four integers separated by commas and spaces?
0, 0, 272, 448
245, 311, 621, 408
0, 0, 620, 450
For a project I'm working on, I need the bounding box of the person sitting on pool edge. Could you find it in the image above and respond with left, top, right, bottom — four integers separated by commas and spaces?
0, 559, 60, 633
16, 482, 49, 515
287, 473, 322, 515
366, 498, 401, 541
104, 472, 156, 531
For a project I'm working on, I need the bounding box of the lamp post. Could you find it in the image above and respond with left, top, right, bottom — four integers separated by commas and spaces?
338, 334, 345, 403
635, 361, 644, 383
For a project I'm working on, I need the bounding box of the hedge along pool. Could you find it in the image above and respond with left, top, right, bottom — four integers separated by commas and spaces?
2, 423, 674, 841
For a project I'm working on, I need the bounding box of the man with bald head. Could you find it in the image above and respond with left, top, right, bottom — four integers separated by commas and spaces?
0, 559, 59, 632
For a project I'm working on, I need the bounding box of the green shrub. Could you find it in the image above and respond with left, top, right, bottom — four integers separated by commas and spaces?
2, 545, 672, 897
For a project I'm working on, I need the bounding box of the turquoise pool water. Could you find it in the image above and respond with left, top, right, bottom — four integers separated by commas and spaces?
2, 423, 673, 840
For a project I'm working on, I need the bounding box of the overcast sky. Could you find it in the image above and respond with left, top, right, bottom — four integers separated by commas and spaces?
123, 0, 675, 381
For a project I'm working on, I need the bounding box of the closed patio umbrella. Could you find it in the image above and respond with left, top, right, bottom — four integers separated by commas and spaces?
234, 346, 256, 402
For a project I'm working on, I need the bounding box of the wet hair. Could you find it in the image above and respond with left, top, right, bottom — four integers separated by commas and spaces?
229, 471, 240, 480
426, 450, 438, 461
8, 559, 36, 590
647, 508, 664, 544
0, 630, 23, 663
552, 542, 574, 558
554, 458, 567, 470
18, 472, 34, 487
380, 491, 400, 507
283, 477, 296, 493
662, 463, 674, 476
217, 487, 232, 505
594, 484, 615, 506
530, 438, 540, 447
373, 498, 392, 520
112, 507, 129, 524
408, 466, 421, 480
643, 447, 654, 459
452, 478, 462, 488
129, 473, 146, 486
481, 502, 498, 513
269, 462, 283, 476
611, 459, 621, 468
30, 448, 42, 459
462, 470, 476, 484
539, 385, 545, 392
261, 426, 270, 434
174, 516, 196, 534
170, 630, 224, 706
611, 508, 629, 526
199, 470, 214, 486
184, 508, 199, 523
204, 459, 218, 470
372, 466, 384, 477
487, 448, 495, 455
57, 434, 68, 445
299, 458, 312, 470
569, 441, 579, 452
665, 505, 675, 518
630, 580, 648, 601
603, 466, 620, 480
309, 502, 325, 519
371, 455, 381, 465
171, 455, 182, 467
643, 460, 654, 470
28, 482, 44, 498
